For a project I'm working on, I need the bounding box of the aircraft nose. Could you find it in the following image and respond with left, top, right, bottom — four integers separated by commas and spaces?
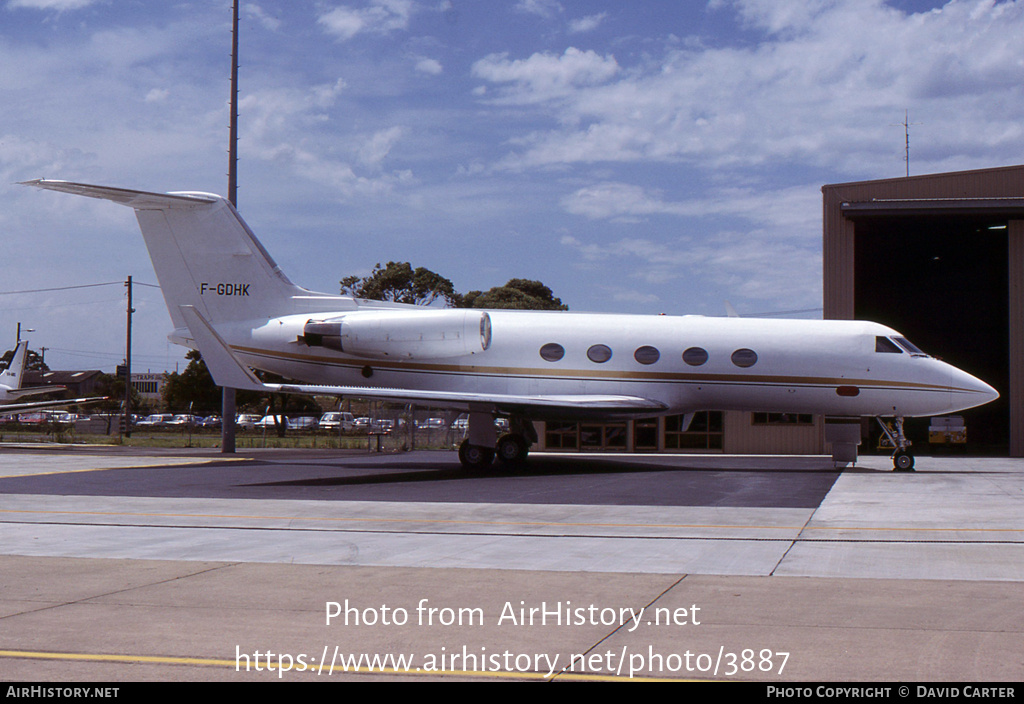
950, 367, 999, 412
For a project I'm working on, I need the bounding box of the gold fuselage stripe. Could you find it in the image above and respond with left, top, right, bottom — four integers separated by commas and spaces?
231, 345, 967, 395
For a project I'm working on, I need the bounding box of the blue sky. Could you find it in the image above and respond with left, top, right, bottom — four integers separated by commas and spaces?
2, 0, 1023, 373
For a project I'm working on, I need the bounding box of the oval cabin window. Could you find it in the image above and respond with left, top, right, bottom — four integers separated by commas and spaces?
587, 344, 613, 363
634, 345, 660, 365
731, 348, 758, 368
539, 343, 565, 362
683, 347, 708, 366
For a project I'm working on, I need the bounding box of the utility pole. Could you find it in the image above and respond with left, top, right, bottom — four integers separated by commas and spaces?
124, 275, 134, 438
222, 0, 240, 453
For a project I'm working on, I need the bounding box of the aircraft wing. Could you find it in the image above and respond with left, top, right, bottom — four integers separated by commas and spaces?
180, 306, 668, 419
0, 397, 108, 413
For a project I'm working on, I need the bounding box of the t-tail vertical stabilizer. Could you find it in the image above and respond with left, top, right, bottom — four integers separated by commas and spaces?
22, 180, 355, 339
0, 340, 29, 392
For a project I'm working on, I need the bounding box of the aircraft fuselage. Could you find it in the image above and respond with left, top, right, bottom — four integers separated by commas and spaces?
214, 308, 995, 421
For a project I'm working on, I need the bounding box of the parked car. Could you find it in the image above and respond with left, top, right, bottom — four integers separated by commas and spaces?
199, 415, 222, 429
289, 416, 319, 431
255, 414, 288, 428
235, 413, 262, 430
319, 412, 355, 431
137, 414, 174, 428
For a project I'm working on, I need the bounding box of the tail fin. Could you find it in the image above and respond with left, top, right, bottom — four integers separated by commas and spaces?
0, 340, 29, 391
23, 180, 351, 334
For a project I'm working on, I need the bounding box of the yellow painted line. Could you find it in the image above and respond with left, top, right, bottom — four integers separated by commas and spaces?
0, 507, 1020, 534
0, 649, 231, 668
0, 649, 689, 681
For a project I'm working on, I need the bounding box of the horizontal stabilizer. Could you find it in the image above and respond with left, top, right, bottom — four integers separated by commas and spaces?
20, 180, 217, 209
3, 385, 68, 401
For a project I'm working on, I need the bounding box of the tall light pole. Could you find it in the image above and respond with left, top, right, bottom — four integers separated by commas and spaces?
222, 0, 240, 453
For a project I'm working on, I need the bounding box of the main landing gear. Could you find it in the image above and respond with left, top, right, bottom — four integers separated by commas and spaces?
458, 413, 535, 470
877, 416, 914, 472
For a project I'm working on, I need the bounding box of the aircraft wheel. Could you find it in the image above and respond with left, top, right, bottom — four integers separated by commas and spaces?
459, 440, 494, 470
496, 434, 529, 465
893, 449, 915, 472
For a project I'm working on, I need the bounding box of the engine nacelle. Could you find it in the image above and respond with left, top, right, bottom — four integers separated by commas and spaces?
301, 309, 491, 360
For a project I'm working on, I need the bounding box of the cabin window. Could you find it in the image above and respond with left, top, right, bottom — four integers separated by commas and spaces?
682, 347, 708, 366
875, 336, 903, 354
731, 348, 758, 368
634, 345, 660, 365
539, 343, 565, 362
587, 344, 613, 363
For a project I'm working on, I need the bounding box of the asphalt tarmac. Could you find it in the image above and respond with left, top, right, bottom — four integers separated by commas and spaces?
0, 446, 1021, 682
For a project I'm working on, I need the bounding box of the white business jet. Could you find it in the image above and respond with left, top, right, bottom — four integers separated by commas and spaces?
24, 180, 998, 470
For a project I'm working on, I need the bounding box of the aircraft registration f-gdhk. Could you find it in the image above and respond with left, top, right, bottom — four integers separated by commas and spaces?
24, 180, 998, 470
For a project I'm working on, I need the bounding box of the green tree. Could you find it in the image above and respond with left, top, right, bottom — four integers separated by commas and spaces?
161, 350, 222, 413
459, 279, 568, 310
341, 261, 461, 307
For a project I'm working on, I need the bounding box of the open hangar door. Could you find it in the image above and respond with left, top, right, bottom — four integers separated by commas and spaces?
851, 214, 1009, 454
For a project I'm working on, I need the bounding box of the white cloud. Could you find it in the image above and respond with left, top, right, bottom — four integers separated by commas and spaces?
472, 48, 619, 104
144, 88, 169, 103
415, 57, 443, 75
358, 126, 405, 167
318, 0, 414, 41
514, 0, 562, 19
476, 0, 1024, 178
568, 12, 607, 33
245, 4, 283, 32
6, 0, 96, 9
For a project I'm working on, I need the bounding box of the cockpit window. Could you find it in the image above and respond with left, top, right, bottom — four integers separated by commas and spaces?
893, 337, 927, 356
875, 336, 903, 354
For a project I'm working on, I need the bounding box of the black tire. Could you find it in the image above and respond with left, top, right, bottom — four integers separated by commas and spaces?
459, 439, 494, 470
893, 449, 915, 472
496, 434, 529, 464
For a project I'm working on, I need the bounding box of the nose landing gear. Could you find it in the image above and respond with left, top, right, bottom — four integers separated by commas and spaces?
877, 417, 915, 471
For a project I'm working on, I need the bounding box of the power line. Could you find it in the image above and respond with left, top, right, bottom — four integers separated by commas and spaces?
0, 281, 158, 296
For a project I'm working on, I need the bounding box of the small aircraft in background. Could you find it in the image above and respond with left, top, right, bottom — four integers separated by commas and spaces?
0, 339, 104, 413
25, 180, 999, 470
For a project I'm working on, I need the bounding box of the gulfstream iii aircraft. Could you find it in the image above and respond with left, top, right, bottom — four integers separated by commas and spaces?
25, 180, 998, 470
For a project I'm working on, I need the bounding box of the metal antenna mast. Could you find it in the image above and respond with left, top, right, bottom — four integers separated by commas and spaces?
893, 109, 922, 177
